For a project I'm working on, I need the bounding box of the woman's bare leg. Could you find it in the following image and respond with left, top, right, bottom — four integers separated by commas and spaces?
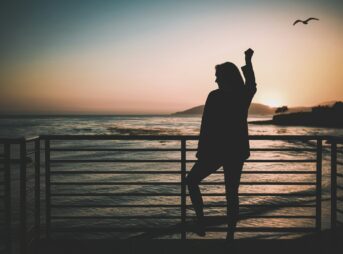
224, 160, 244, 240
186, 160, 221, 236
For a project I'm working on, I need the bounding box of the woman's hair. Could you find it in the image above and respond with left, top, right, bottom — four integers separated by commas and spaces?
215, 62, 244, 89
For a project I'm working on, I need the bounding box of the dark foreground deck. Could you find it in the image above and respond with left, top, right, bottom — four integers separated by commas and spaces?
30, 228, 343, 254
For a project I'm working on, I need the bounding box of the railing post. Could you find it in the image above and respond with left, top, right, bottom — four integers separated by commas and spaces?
4, 143, 11, 254
20, 140, 27, 254
45, 139, 51, 239
35, 139, 41, 239
181, 139, 187, 240
315, 139, 322, 231
331, 140, 337, 230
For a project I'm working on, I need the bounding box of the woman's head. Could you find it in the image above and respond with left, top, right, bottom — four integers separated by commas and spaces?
215, 62, 244, 90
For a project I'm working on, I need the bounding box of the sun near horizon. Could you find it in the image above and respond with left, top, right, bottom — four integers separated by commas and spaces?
0, 0, 342, 115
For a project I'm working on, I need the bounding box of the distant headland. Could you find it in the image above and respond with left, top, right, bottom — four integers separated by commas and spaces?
173, 101, 343, 128
172, 103, 311, 116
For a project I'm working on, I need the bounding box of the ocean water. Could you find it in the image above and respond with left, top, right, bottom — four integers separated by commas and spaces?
0, 115, 342, 240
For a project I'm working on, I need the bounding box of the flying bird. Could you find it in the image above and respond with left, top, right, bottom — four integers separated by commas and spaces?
293, 17, 319, 26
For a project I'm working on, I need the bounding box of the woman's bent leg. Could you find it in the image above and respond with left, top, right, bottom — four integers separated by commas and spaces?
186, 160, 221, 235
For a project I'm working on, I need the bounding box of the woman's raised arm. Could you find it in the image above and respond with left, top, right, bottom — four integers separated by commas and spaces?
241, 48, 257, 103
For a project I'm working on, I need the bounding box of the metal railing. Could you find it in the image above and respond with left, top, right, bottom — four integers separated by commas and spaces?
0, 137, 40, 254
330, 138, 343, 229
0, 135, 342, 254
42, 135, 324, 239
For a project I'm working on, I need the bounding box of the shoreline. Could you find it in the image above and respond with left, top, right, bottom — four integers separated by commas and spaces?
249, 120, 343, 129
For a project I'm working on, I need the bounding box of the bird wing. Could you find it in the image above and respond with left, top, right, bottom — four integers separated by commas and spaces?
293, 20, 302, 25
306, 17, 319, 22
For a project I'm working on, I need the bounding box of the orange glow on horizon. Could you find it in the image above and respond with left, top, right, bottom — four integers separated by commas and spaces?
261, 98, 283, 108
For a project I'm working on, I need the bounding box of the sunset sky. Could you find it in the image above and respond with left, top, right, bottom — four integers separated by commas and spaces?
1, 0, 342, 114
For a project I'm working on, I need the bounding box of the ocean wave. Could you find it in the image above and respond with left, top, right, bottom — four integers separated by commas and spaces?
107, 126, 182, 135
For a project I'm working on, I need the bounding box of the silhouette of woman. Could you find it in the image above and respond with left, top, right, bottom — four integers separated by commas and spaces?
186, 48, 257, 240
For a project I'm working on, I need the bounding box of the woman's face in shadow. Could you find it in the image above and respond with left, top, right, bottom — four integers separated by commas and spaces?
215, 70, 229, 89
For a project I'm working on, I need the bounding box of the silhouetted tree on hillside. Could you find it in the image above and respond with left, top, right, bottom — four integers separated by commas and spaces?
275, 106, 288, 114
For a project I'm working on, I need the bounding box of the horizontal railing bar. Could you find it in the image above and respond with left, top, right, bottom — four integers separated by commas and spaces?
50, 148, 182, 152
51, 216, 182, 219
50, 204, 182, 208
337, 197, 343, 202
50, 170, 181, 175
50, 215, 316, 220
50, 192, 316, 197
51, 193, 177, 197
229, 160, 315, 163
250, 148, 317, 151
49, 148, 317, 152
205, 227, 316, 232
50, 204, 316, 208
49, 227, 316, 232
41, 135, 330, 140
337, 173, 343, 177
50, 182, 179, 185
0, 137, 27, 143
204, 215, 316, 219
186, 148, 317, 152
229, 192, 315, 196
49, 159, 316, 163
337, 209, 343, 214
50, 160, 181, 163
0, 159, 33, 163
49, 170, 317, 175
50, 193, 176, 197
43, 135, 191, 140
50, 204, 184, 208
337, 186, 343, 190
50, 181, 316, 185
242, 171, 316, 174
328, 137, 343, 144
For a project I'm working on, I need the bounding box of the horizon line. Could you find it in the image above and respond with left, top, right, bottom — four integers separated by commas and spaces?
0, 99, 341, 116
